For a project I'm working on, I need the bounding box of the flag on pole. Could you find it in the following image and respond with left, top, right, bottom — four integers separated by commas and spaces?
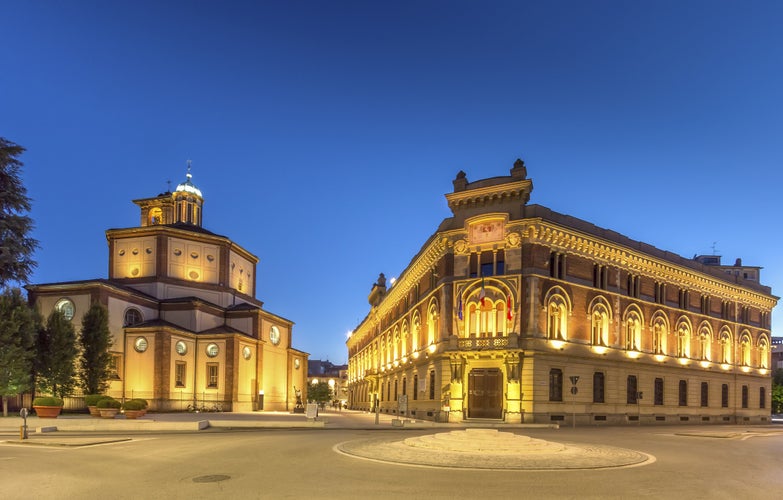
506, 294, 513, 321
479, 277, 486, 306
457, 288, 463, 320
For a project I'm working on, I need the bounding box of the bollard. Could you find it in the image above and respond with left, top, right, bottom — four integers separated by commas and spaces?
19, 407, 29, 440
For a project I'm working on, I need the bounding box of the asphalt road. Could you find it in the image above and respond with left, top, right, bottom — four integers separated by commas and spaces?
1, 425, 781, 499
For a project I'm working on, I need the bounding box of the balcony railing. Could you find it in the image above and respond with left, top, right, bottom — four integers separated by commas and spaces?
457, 336, 510, 350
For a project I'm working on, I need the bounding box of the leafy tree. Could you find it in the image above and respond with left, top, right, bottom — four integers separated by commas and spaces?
79, 302, 113, 394
772, 384, 783, 415
307, 381, 332, 405
0, 137, 38, 288
772, 368, 783, 387
36, 310, 77, 398
0, 288, 39, 416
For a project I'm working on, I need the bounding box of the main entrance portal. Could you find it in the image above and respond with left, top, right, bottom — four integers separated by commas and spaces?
467, 368, 503, 419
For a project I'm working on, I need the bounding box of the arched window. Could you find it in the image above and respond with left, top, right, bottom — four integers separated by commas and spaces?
651, 314, 668, 355
124, 307, 143, 327
591, 302, 610, 346
401, 321, 409, 358
719, 328, 732, 364
740, 333, 751, 366
547, 295, 568, 341
392, 327, 399, 361
624, 310, 641, 351
697, 325, 711, 361
758, 337, 769, 369
676, 321, 691, 358
427, 302, 439, 346
149, 207, 163, 225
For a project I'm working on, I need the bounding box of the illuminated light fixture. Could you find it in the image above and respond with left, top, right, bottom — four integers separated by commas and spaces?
759, 368, 768, 375
311, 378, 319, 385
626, 350, 641, 359
592, 346, 608, 355
720, 363, 730, 371
678, 358, 689, 365
402, 357, 408, 364
654, 354, 666, 362
699, 360, 711, 369
387, 363, 392, 370
393, 360, 399, 368
428, 344, 437, 354
741, 366, 751, 373
549, 340, 565, 350
390, 277, 397, 286
412, 352, 420, 359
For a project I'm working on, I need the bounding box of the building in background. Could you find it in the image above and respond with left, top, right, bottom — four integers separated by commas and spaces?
307, 359, 348, 406
346, 159, 777, 425
27, 166, 308, 411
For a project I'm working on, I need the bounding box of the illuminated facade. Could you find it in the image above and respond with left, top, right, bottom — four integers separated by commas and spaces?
27, 167, 308, 411
346, 159, 778, 425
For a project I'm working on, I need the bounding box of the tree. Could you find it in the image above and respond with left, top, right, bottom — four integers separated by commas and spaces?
36, 310, 77, 398
0, 288, 39, 416
0, 137, 38, 288
79, 302, 113, 395
307, 381, 332, 405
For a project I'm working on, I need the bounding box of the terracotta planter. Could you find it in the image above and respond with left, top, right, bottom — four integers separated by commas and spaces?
33, 405, 63, 418
87, 405, 101, 417
124, 409, 143, 419
99, 408, 119, 419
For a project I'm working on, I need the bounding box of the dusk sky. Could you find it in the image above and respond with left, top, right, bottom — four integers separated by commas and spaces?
3, 1, 781, 363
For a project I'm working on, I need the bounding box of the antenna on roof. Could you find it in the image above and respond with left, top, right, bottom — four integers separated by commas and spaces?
166, 180, 172, 192
711, 242, 719, 255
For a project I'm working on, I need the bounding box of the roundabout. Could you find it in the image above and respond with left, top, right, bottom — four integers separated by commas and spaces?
335, 428, 655, 470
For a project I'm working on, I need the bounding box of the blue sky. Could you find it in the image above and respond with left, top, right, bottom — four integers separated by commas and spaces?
3, 1, 781, 363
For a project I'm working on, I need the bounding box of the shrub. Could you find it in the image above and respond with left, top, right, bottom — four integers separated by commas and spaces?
123, 400, 144, 411
129, 398, 148, 408
33, 396, 64, 407
96, 398, 121, 409
84, 394, 108, 406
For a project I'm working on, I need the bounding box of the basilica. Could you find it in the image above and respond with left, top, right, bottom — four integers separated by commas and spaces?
26, 166, 308, 412
346, 159, 777, 425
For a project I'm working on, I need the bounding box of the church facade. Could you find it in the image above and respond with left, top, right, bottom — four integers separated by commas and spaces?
27, 167, 308, 412
346, 159, 777, 425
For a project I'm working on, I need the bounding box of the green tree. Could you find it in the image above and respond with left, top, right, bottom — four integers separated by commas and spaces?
0, 288, 39, 416
307, 381, 332, 405
79, 302, 113, 395
0, 138, 38, 288
772, 384, 783, 415
36, 310, 77, 398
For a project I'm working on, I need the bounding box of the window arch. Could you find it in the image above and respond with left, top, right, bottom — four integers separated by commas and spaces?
758, 336, 769, 369
651, 312, 668, 355
392, 326, 400, 361
148, 207, 163, 225
719, 327, 732, 364
547, 294, 569, 341
401, 320, 409, 358
623, 307, 642, 351
589, 299, 611, 346
739, 331, 752, 366
676, 319, 691, 358
427, 301, 439, 346
411, 311, 421, 351
124, 307, 143, 327
697, 322, 712, 361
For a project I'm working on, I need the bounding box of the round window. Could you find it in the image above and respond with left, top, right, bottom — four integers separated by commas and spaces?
242, 346, 252, 360
175, 341, 187, 355
206, 343, 219, 358
54, 298, 75, 321
269, 326, 281, 346
134, 337, 148, 353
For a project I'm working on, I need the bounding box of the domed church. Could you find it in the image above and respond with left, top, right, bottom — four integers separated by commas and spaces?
27, 164, 308, 411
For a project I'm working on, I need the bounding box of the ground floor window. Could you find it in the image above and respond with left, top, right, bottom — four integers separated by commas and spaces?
175, 361, 186, 388
760, 387, 766, 409
627, 375, 638, 404
654, 378, 664, 405
402, 377, 407, 396
394, 379, 398, 401
207, 363, 218, 388
549, 368, 563, 402
721, 384, 729, 408
429, 370, 435, 400
700, 382, 708, 407
109, 354, 122, 380
678, 380, 687, 406
742, 385, 748, 408
593, 372, 604, 403
413, 374, 418, 400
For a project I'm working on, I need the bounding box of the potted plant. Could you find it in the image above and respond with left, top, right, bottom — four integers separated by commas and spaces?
129, 398, 149, 416
122, 399, 145, 419
96, 397, 121, 418
32, 397, 64, 418
84, 394, 107, 417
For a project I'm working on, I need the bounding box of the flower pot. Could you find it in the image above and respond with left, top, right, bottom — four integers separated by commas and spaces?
87, 405, 101, 417
99, 408, 119, 419
124, 410, 144, 419
33, 405, 63, 418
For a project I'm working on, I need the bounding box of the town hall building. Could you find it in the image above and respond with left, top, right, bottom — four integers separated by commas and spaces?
346, 159, 777, 425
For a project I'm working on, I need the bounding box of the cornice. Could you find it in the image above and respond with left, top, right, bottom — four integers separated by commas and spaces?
523, 220, 777, 310
445, 179, 532, 210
